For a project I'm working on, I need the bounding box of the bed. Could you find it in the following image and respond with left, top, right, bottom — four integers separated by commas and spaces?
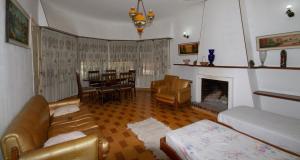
160, 120, 299, 160
218, 106, 300, 155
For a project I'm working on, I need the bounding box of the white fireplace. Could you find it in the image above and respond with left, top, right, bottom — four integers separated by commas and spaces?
196, 74, 233, 110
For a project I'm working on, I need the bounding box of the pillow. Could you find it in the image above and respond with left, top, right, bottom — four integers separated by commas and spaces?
44, 131, 86, 147
52, 104, 80, 117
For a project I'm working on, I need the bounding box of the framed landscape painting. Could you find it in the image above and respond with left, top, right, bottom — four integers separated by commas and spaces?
178, 42, 199, 55
6, 0, 29, 48
256, 31, 300, 51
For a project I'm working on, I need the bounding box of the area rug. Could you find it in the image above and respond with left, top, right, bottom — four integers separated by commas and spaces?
127, 118, 172, 160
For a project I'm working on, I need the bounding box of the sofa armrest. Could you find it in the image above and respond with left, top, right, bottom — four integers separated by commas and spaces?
20, 134, 107, 160
177, 87, 191, 104
48, 98, 80, 111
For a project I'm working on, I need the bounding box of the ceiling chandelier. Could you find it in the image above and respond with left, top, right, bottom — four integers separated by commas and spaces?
128, 0, 155, 36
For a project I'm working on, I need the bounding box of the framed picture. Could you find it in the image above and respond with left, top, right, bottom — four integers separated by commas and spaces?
6, 0, 29, 48
178, 42, 199, 55
256, 31, 300, 51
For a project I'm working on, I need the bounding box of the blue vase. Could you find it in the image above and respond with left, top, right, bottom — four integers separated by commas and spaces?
208, 49, 215, 66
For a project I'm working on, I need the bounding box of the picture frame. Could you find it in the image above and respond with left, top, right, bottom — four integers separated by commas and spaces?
6, 0, 30, 48
178, 42, 199, 55
256, 31, 300, 51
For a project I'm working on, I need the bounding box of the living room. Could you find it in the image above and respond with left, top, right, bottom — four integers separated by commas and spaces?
0, 0, 299, 159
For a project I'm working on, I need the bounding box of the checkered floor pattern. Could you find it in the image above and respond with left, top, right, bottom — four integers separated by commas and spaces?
81, 91, 217, 160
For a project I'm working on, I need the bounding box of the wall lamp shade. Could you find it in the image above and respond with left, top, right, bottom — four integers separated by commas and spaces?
286, 5, 295, 17
183, 32, 189, 38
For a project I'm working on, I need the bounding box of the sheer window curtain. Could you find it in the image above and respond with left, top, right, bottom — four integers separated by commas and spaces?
137, 39, 170, 87
78, 38, 108, 79
39, 28, 78, 102
109, 41, 138, 73
36, 27, 170, 101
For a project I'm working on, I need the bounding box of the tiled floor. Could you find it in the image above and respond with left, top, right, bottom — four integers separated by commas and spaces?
82, 91, 217, 160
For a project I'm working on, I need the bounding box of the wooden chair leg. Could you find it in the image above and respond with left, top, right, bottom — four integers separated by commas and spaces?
134, 87, 136, 97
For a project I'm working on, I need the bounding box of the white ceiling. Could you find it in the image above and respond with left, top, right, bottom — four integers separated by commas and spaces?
42, 0, 204, 22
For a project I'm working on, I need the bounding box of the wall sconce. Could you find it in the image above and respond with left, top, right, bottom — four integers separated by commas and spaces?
286, 5, 295, 17
183, 32, 189, 39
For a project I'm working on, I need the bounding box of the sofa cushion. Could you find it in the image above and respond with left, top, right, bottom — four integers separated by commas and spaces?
44, 131, 86, 147
1, 95, 50, 157
52, 104, 80, 117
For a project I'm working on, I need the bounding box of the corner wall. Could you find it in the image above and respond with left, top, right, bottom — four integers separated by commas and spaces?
0, 0, 40, 137
243, 0, 300, 119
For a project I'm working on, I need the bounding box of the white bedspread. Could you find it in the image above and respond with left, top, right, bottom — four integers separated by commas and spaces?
166, 120, 299, 160
218, 106, 300, 155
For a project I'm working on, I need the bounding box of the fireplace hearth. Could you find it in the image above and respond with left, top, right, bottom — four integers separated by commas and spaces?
195, 74, 233, 113
200, 78, 228, 112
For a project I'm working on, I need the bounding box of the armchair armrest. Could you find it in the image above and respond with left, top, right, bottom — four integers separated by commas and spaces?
177, 87, 191, 104
156, 85, 168, 94
20, 134, 106, 160
48, 98, 80, 111
151, 80, 165, 89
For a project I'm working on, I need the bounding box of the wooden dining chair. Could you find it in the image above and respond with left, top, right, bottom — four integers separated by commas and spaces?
119, 72, 133, 100
105, 69, 116, 74
129, 70, 136, 96
88, 71, 101, 87
76, 72, 98, 101
98, 73, 120, 104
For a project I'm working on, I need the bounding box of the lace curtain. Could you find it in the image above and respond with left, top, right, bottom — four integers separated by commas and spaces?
37, 27, 170, 101
109, 41, 138, 73
78, 38, 108, 79
39, 28, 78, 102
137, 39, 170, 87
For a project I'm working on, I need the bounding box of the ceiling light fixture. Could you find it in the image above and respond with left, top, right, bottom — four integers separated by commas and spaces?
128, 0, 155, 36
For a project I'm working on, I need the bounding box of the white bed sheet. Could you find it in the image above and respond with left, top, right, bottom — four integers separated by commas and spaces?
166, 120, 299, 160
218, 106, 300, 155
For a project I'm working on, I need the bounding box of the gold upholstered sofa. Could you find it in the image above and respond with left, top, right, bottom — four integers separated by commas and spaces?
1, 95, 109, 160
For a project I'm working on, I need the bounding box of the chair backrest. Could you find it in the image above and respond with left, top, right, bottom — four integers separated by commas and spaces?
119, 72, 131, 85
176, 79, 191, 90
88, 71, 100, 81
164, 75, 179, 91
102, 73, 116, 81
128, 70, 136, 84
76, 72, 82, 97
105, 69, 116, 74
102, 73, 117, 86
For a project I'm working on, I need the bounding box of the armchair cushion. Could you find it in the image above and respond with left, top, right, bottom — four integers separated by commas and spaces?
52, 104, 80, 117
44, 131, 86, 147
151, 75, 179, 94
155, 79, 191, 108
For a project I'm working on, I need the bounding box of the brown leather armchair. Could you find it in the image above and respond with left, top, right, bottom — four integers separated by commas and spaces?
151, 75, 179, 95
155, 79, 191, 108
1, 95, 109, 160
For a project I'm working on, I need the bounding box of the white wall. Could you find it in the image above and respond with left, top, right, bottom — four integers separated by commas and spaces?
243, 0, 300, 119
170, 0, 254, 108
0, 0, 39, 138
